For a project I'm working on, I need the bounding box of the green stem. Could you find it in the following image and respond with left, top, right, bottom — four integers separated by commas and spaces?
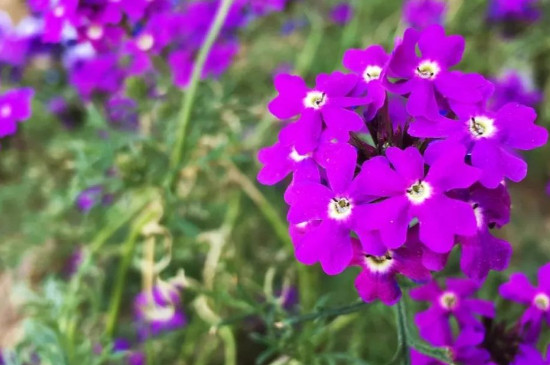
391, 298, 411, 365
168, 0, 235, 186
105, 209, 158, 338
283, 300, 368, 326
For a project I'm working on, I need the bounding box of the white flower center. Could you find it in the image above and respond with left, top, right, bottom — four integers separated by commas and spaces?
363, 65, 382, 82
364, 252, 394, 273
472, 202, 484, 229
415, 60, 440, 80
0, 105, 12, 118
137, 33, 155, 52
328, 197, 353, 220
534, 293, 550, 311
87, 25, 103, 40
53, 5, 65, 17
303, 91, 327, 110
439, 291, 459, 311
289, 147, 310, 162
468, 116, 497, 138
406, 181, 432, 205
144, 304, 176, 322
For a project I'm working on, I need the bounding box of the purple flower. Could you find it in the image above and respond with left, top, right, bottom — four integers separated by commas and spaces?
499, 263, 550, 343
330, 3, 354, 25
268, 72, 367, 154
385, 25, 489, 120
489, 71, 542, 111
411, 278, 495, 346
287, 146, 378, 274
248, 0, 288, 15
257, 139, 318, 186
76, 185, 104, 212
512, 344, 550, 365
0, 88, 34, 138
342, 45, 389, 120
403, 0, 446, 30
39, 0, 79, 43
134, 281, 187, 340
113, 339, 145, 365
488, 0, 540, 22
105, 96, 139, 131
350, 227, 431, 305
410, 103, 548, 188
69, 53, 124, 99
411, 327, 491, 364
357, 144, 480, 253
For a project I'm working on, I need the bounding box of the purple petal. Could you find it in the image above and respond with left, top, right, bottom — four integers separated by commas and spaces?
287, 183, 332, 223
497, 103, 548, 150
268, 74, 308, 119
354, 270, 401, 305
386, 146, 425, 184
499, 273, 536, 305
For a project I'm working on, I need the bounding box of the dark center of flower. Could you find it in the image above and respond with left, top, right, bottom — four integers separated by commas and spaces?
439, 291, 459, 311
406, 181, 432, 204
364, 252, 393, 273
328, 197, 352, 220
469, 116, 496, 138
415, 60, 440, 80
304, 91, 327, 109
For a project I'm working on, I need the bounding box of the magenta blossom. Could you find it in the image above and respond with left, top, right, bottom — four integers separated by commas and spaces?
385, 25, 489, 120
287, 146, 378, 274
342, 45, 389, 120
403, 0, 447, 30
268, 72, 366, 154
357, 144, 480, 253
411, 278, 495, 347
488, 0, 540, 22
410, 102, 548, 188
0, 88, 34, 138
350, 227, 431, 305
499, 263, 550, 343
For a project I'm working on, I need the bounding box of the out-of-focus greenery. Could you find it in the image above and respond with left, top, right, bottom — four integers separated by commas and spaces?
1, 0, 550, 364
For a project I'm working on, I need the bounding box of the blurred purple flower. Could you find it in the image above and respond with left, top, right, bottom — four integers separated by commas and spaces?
403, 0, 446, 29
499, 263, 550, 342
134, 281, 187, 340
0, 88, 34, 138
489, 71, 542, 111
488, 0, 540, 22
76, 185, 103, 212
330, 3, 354, 25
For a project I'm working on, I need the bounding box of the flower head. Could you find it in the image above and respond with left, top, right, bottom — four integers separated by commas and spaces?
0, 88, 34, 138
499, 263, 550, 343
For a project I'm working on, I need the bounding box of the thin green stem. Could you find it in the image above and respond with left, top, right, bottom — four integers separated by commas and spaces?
283, 300, 368, 326
105, 209, 158, 337
390, 298, 411, 365
168, 0, 235, 186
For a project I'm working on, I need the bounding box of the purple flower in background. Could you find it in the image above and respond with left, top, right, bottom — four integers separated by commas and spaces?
269, 72, 365, 153
342, 45, 389, 120
411, 278, 495, 346
70, 53, 124, 99
134, 280, 187, 340
385, 25, 488, 120
113, 339, 145, 365
105, 96, 139, 131
48, 97, 85, 129
0, 88, 34, 138
288, 146, 377, 274
248, 0, 288, 15
403, 0, 446, 30
410, 103, 548, 188
350, 227, 431, 305
488, 0, 540, 22
39, 0, 79, 43
499, 263, 550, 342
411, 327, 491, 364
330, 3, 354, 25
357, 145, 480, 253
76, 185, 104, 212
489, 71, 542, 111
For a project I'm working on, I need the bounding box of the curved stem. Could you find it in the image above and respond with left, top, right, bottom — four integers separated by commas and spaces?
168, 0, 235, 186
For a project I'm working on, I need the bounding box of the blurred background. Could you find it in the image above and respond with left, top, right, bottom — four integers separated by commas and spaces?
0, 0, 549, 363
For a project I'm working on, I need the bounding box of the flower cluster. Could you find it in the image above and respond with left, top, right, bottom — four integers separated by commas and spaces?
258, 24, 548, 360
0, 1, 288, 132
